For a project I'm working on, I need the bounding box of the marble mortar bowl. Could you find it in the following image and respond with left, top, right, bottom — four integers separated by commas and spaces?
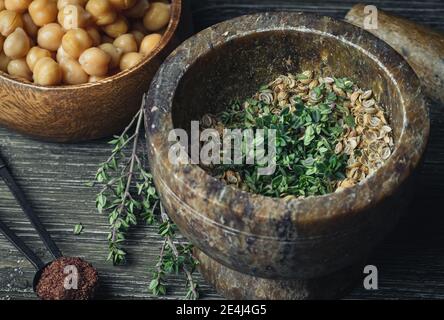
145, 12, 429, 298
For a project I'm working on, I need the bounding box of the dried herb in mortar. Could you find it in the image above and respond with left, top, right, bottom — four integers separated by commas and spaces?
201, 71, 394, 198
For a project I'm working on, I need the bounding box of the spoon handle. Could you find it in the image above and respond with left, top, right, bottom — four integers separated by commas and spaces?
0, 155, 63, 259
0, 220, 45, 270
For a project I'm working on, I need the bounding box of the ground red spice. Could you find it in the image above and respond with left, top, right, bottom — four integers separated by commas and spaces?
35, 257, 98, 300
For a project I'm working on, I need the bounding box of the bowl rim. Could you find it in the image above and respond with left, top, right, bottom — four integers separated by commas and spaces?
0, 0, 182, 91
146, 12, 430, 225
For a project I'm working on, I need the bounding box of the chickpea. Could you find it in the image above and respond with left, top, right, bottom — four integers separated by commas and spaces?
124, 0, 149, 18
88, 74, 105, 82
108, 0, 135, 11
57, 0, 87, 10
62, 28, 92, 59
3, 27, 30, 58
143, 2, 170, 31
29, 0, 58, 27
60, 57, 88, 84
102, 16, 127, 38
130, 30, 144, 46
4, 0, 32, 13
79, 47, 110, 76
0, 51, 11, 71
86, 0, 116, 26
58, 5, 91, 30
139, 33, 161, 56
113, 33, 136, 54
86, 26, 101, 46
26, 46, 51, 70
0, 10, 23, 36
56, 45, 69, 62
98, 42, 121, 68
119, 51, 141, 70
7, 58, 31, 80
37, 23, 65, 51
22, 13, 38, 38
33, 57, 62, 85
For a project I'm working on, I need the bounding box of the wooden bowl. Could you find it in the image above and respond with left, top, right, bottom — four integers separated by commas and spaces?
0, 0, 184, 142
145, 12, 429, 298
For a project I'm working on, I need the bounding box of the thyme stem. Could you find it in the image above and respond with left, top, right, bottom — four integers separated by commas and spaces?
160, 203, 199, 300
92, 104, 199, 299
111, 108, 144, 242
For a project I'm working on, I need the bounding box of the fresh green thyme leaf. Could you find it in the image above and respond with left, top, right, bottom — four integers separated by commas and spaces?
73, 223, 83, 235
345, 115, 356, 128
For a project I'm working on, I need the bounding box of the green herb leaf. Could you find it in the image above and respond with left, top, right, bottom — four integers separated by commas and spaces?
73, 223, 83, 235
345, 115, 355, 128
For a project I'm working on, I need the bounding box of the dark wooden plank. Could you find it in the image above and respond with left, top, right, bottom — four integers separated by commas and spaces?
1, 0, 444, 300
0, 133, 221, 300
190, 0, 444, 32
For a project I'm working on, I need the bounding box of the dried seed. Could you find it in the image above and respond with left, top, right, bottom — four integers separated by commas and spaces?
381, 125, 392, 133
370, 117, 381, 127
363, 99, 375, 108
335, 142, 343, 154
380, 147, 391, 160
368, 152, 380, 162
287, 77, 296, 88
309, 90, 322, 102
308, 79, 319, 90
339, 178, 355, 188
259, 92, 273, 104
363, 114, 372, 126
348, 138, 358, 150
364, 130, 378, 142
299, 70, 313, 84
323, 77, 334, 84
361, 90, 373, 100
274, 83, 285, 93
350, 91, 360, 105
278, 100, 287, 108
344, 144, 353, 155
277, 91, 288, 101
333, 84, 346, 97
364, 107, 377, 114
283, 195, 296, 201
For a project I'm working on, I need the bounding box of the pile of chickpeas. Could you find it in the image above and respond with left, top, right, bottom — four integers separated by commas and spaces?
0, 0, 171, 85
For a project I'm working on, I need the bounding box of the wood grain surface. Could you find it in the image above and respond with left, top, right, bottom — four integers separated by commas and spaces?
1, 0, 444, 300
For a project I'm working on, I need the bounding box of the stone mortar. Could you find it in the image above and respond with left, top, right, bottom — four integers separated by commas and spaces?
144, 12, 429, 299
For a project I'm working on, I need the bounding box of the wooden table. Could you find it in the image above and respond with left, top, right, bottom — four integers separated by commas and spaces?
1, 0, 444, 300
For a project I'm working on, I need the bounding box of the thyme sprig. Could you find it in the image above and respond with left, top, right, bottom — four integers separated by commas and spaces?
91, 103, 199, 299
150, 204, 199, 300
